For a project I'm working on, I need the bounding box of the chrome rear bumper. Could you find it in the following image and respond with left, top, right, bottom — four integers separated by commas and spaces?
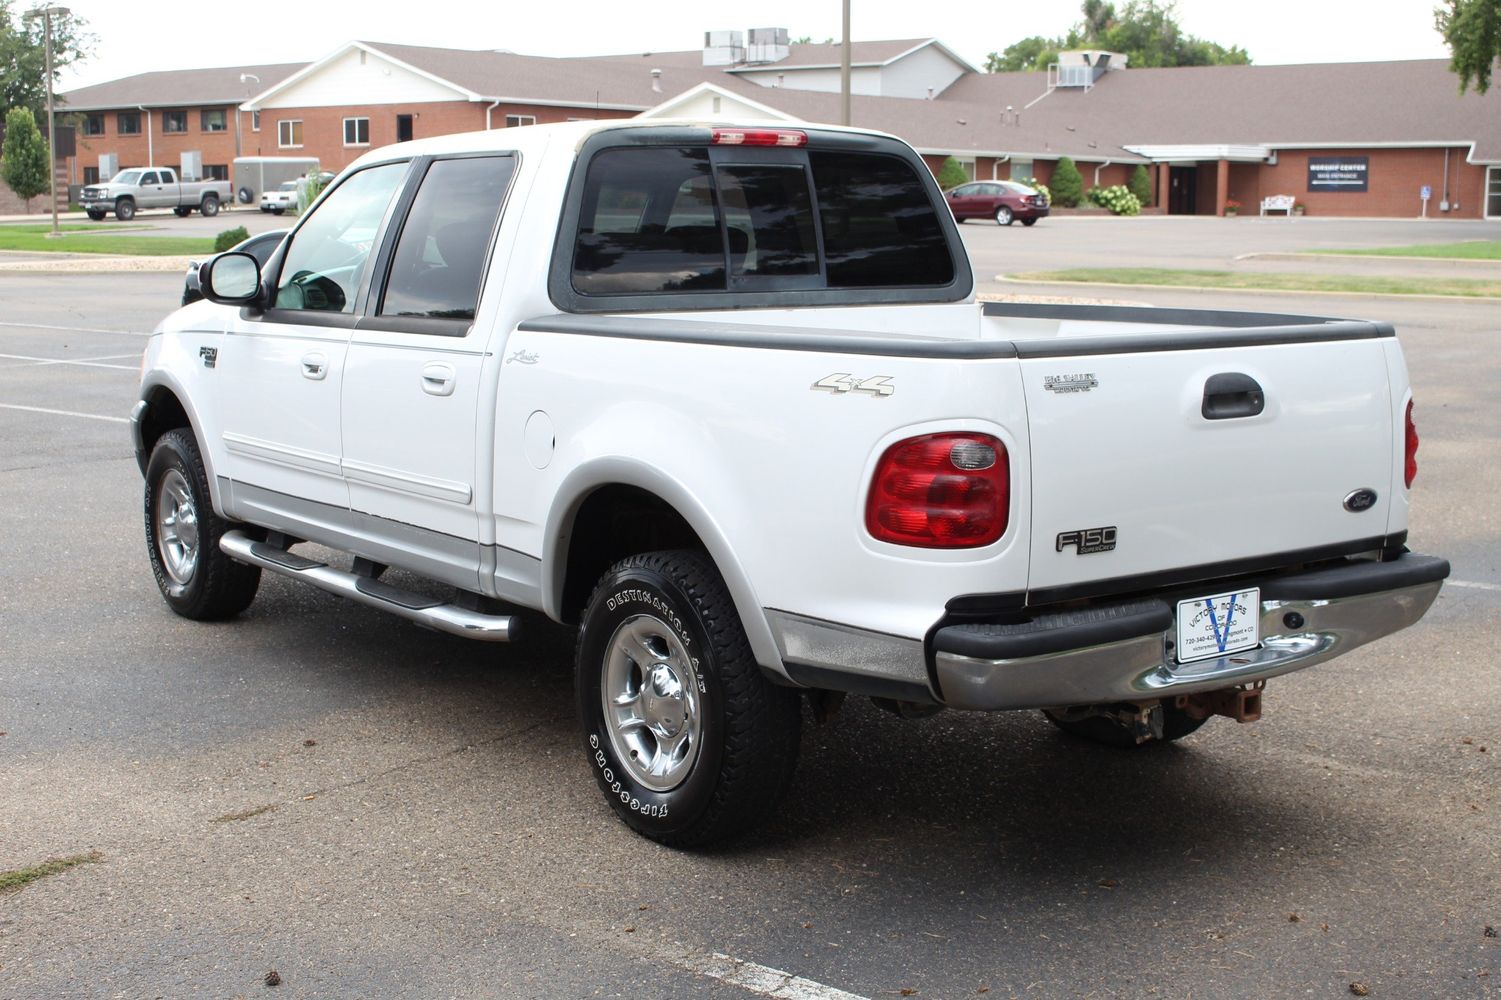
934, 555, 1447, 711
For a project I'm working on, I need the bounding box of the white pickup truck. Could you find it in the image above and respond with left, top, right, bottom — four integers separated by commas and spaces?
81, 167, 231, 221
131, 121, 1448, 846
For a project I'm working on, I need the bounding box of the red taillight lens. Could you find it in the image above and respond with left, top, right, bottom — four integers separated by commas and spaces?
711, 128, 808, 147
1404, 398, 1419, 488
866, 433, 1009, 548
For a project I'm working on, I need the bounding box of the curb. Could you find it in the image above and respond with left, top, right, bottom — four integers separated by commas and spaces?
1237, 251, 1501, 267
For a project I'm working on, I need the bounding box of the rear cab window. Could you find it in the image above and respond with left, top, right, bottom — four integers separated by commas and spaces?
554, 127, 969, 312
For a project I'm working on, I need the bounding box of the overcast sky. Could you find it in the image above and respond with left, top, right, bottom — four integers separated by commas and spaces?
55, 0, 1453, 91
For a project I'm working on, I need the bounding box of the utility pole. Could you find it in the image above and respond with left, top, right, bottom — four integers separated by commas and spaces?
24, 6, 70, 237
840, 0, 851, 126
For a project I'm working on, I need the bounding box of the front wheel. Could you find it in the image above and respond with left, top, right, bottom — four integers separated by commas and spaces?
115, 199, 136, 222
144, 428, 261, 620
200, 195, 220, 217
86, 209, 106, 221
995, 206, 1015, 226
1021, 217, 1038, 227
576, 550, 801, 847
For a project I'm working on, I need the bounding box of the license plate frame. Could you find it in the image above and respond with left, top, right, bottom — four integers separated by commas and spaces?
1175, 588, 1261, 664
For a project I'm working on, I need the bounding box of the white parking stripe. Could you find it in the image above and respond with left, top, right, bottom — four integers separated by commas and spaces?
0, 320, 149, 337
1449, 579, 1501, 593
0, 403, 129, 423
0, 352, 137, 370
669, 950, 871, 1000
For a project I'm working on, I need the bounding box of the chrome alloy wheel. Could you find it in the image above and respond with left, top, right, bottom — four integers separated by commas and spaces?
154, 468, 200, 587
602, 614, 704, 793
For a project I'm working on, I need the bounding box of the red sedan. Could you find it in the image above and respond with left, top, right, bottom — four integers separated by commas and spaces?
944, 180, 1050, 226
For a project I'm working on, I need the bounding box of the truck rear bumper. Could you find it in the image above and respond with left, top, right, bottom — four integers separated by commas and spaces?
933, 554, 1448, 711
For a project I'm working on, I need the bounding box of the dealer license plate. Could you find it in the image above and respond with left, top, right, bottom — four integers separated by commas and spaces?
1175, 588, 1260, 663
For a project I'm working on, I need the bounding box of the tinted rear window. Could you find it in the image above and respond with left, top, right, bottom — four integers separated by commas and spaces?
571, 145, 953, 296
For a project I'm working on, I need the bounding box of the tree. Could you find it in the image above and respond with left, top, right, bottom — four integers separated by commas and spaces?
0, 2, 94, 120
1435, 0, 1501, 94
1050, 157, 1084, 207
984, 0, 1249, 72
3, 106, 49, 211
1128, 164, 1154, 206
936, 156, 969, 190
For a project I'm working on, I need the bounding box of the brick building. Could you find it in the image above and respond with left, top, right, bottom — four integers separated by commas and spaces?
51, 35, 1501, 219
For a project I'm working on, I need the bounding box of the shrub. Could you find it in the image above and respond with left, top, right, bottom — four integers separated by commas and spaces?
936, 156, 970, 190
1021, 177, 1051, 204
1128, 164, 1153, 207
298, 169, 327, 213
214, 226, 250, 253
1049, 157, 1084, 207
1090, 185, 1142, 216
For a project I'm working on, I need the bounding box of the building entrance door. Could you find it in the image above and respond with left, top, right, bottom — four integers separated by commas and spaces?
1169, 166, 1198, 215
1487, 167, 1501, 219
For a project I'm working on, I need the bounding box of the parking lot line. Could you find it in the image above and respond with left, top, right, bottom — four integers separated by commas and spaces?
669, 950, 871, 1000
1449, 578, 1501, 593
0, 352, 138, 370
0, 403, 128, 423
0, 320, 150, 337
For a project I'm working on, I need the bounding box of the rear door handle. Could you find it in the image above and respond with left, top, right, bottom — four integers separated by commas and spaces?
422, 362, 456, 396
301, 352, 327, 380
1202, 372, 1265, 420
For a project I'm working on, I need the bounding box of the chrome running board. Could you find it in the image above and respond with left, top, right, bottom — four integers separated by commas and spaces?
219, 530, 516, 641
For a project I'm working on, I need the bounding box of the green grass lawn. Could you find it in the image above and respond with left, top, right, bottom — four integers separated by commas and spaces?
1012, 268, 1501, 298
0, 222, 144, 234
1311, 240, 1501, 260
0, 226, 213, 256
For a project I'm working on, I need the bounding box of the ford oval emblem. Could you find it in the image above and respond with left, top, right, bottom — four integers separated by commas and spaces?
1344, 488, 1378, 512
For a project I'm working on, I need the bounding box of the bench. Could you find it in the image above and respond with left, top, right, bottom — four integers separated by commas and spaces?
1261, 194, 1296, 217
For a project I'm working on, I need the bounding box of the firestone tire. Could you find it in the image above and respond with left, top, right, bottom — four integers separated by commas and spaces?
115, 199, 136, 221
1043, 703, 1209, 747
995, 206, 1015, 226
144, 428, 261, 621
576, 550, 801, 848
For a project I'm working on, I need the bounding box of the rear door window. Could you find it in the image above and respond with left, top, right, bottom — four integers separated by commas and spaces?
379, 155, 516, 320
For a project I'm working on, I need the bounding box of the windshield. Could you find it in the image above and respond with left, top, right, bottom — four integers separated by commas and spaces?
109, 170, 142, 185
278, 181, 298, 192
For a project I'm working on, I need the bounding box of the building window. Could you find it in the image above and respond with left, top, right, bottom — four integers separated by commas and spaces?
201, 109, 227, 132
1009, 158, 1035, 182
82, 166, 99, 184
278, 119, 303, 148
118, 112, 141, 135
204, 164, 229, 181
343, 117, 370, 146
163, 111, 188, 134
505, 115, 536, 128
83, 114, 104, 136
252, 111, 260, 132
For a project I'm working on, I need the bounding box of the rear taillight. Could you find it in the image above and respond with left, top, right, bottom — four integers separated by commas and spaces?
866, 433, 1009, 548
1404, 398, 1419, 488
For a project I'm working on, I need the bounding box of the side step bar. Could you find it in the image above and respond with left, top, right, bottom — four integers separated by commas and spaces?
219, 530, 516, 641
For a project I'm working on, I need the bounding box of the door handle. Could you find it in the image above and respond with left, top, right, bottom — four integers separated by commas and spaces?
1202, 372, 1265, 420
301, 352, 327, 380
421, 362, 456, 397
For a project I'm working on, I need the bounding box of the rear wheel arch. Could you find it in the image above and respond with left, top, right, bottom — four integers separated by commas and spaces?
543, 464, 788, 679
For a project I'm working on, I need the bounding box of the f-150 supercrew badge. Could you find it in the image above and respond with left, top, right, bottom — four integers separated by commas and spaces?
1043, 373, 1098, 393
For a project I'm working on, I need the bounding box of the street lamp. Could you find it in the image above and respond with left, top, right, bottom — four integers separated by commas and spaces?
22, 5, 69, 238
236, 73, 259, 161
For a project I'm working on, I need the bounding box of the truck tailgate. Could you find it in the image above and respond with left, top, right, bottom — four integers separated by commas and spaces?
1019, 337, 1395, 597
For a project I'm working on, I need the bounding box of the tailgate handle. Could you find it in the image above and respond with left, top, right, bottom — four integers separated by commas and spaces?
1202, 372, 1265, 420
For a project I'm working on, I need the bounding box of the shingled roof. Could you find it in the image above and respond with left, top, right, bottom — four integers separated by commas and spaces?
60, 63, 302, 111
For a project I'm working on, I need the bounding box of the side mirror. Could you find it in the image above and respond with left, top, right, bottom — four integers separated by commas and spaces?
202, 251, 263, 305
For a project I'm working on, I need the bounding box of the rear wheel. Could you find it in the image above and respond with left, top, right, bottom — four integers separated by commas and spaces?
576, 550, 801, 847
995, 206, 1015, 226
115, 199, 136, 221
144, 428, 260, 620
200, 194, 220, 217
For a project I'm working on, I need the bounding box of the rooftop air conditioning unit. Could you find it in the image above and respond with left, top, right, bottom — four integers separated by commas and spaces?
745, 27, 790, 65
703, 30, 745, 66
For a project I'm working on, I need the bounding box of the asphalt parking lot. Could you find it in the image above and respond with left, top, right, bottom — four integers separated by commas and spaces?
1, 221, 1498, 998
